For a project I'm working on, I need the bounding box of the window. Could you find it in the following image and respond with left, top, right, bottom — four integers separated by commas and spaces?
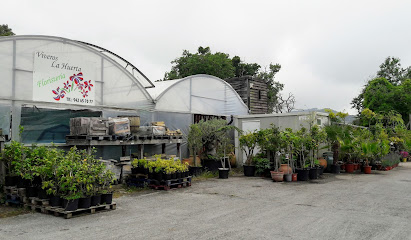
258, 90, 262, 100
317, 119, 322, 125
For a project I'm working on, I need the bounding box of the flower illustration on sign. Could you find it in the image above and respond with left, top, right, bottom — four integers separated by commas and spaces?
84, 80, 93, 91
63, 81, 71, 90
82, 89, 88, 98
52, 87, 66, 101
52, 72, 93, 102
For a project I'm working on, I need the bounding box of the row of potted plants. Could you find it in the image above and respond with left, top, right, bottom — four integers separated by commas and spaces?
239, 109, 410, 182
1, 142, 115, 211
131, 156, 190, 182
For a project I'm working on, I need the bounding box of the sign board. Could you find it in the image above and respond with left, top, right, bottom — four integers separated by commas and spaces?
33, 50, 96, 106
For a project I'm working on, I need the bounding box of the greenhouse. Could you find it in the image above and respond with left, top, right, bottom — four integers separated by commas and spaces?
0, 35, 154, 146
147, 74, 249, 156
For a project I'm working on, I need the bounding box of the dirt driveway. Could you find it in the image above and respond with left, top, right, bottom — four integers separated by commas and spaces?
1, 164, 411, 240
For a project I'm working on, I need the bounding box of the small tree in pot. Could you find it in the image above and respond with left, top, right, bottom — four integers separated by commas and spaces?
239, 131, 259, 177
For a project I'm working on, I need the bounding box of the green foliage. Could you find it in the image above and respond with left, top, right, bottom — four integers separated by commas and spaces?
1, 144, 115, 200
0, 24, 15, 36
257, 63, 283, 113
254, 157, 270, 175
164, 47, 235, 80
163, 46, 284, 113
187, 119, 238, 167
239, 131, 259, 165
352, 57, 411, 122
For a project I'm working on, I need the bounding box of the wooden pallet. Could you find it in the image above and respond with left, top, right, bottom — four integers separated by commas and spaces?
149, 176, 192, 191
25, 202, 116, 219
5, 199, 22, 206
3, 186, 18, 195
29, 197, 50, 206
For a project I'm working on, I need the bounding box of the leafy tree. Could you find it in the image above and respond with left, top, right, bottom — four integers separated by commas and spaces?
352, 57, 411, 124
0, 24, 15, 36
377, 57, 411, 85
164, 47, 235, 80
361, 78, 411, 123
231, 56, 260, 77
164, 46, 285, 113
257, 63, 283, 113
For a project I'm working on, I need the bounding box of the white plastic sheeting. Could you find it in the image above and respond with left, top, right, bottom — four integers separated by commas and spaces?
0, 35, 154, 141
147, 75, 249, 115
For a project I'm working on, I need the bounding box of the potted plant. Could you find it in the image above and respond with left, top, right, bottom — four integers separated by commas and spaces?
187, 123, 203, 176
294, 128, 310, 181
256, 126, 283, 182
239, 131, 258, 177
254, 156, 270, 178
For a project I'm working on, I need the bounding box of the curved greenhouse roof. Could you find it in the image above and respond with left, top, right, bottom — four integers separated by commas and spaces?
147, 74, 249, 115
0, 35, 154, 111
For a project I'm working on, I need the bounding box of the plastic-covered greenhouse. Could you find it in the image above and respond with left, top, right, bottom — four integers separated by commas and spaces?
146, 74, 249, 157
0, 35, 249, 159
0, 35, 154, 146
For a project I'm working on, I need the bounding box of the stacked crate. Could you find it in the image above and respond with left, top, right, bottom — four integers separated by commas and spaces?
70, 117, 109, 136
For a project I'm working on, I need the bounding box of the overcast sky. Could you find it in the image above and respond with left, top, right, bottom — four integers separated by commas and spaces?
3, 0, 411, 114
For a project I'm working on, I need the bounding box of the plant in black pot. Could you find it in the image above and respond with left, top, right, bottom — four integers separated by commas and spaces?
187, 123, 203, 176
254, 156, 270, 178
294, 127, 310, 181
99, 168, 115, 205
2, 141, 24, 187
239, 131, 258, 177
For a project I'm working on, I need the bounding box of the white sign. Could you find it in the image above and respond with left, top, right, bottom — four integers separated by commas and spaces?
33, 51, 96, 106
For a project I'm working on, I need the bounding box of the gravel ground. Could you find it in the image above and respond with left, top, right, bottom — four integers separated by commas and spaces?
1, 163, 411, 240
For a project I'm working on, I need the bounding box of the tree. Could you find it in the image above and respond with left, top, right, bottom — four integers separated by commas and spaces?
361, 78, 411, 123
231, 56, 260, 77
257, 63, 283, 113
0, 24, 15, 36
351, 57, 411, 120
164, 46, 287, 113
164, 47, 235, 80
376, 57, 411, 85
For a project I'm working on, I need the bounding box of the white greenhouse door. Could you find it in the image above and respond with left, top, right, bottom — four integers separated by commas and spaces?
241, 120, 260, 164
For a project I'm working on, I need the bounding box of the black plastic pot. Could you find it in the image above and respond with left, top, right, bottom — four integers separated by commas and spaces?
154, 172, 163, 182
63, 198, 79, 211
5, 176, 18, 186
309, 167, 318, 179
331, 164, 341, 174
165, 174, 172, 180
101, 193, 113, 204
131, 168, 138, 174
38, 188, 49, 199
91, 195, 101, 206
243, 165, 256, 177
218, 168, 229, 179
203, 159, 221, 172
296, 168, 310, 181
26, 186, 38, 198
318, 165, 324, 175
78, 197, 91, 209
50, 195, 62, 207
189, 166, 203, 176
148, 172, 153, 179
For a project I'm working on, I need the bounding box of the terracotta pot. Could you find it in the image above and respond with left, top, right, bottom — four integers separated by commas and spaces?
363, 165, 372, 174
318, 157, 327, 169
279, 164, 292, 174
182, 156, 201, 166
353, 163, 359, 170
341, 164, 346, 170
345, 163, 354, 173
292, 173, 298, 181
270, 171, 284, 182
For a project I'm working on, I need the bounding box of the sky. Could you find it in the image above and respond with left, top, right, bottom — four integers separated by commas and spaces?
3, 0, 411, 114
